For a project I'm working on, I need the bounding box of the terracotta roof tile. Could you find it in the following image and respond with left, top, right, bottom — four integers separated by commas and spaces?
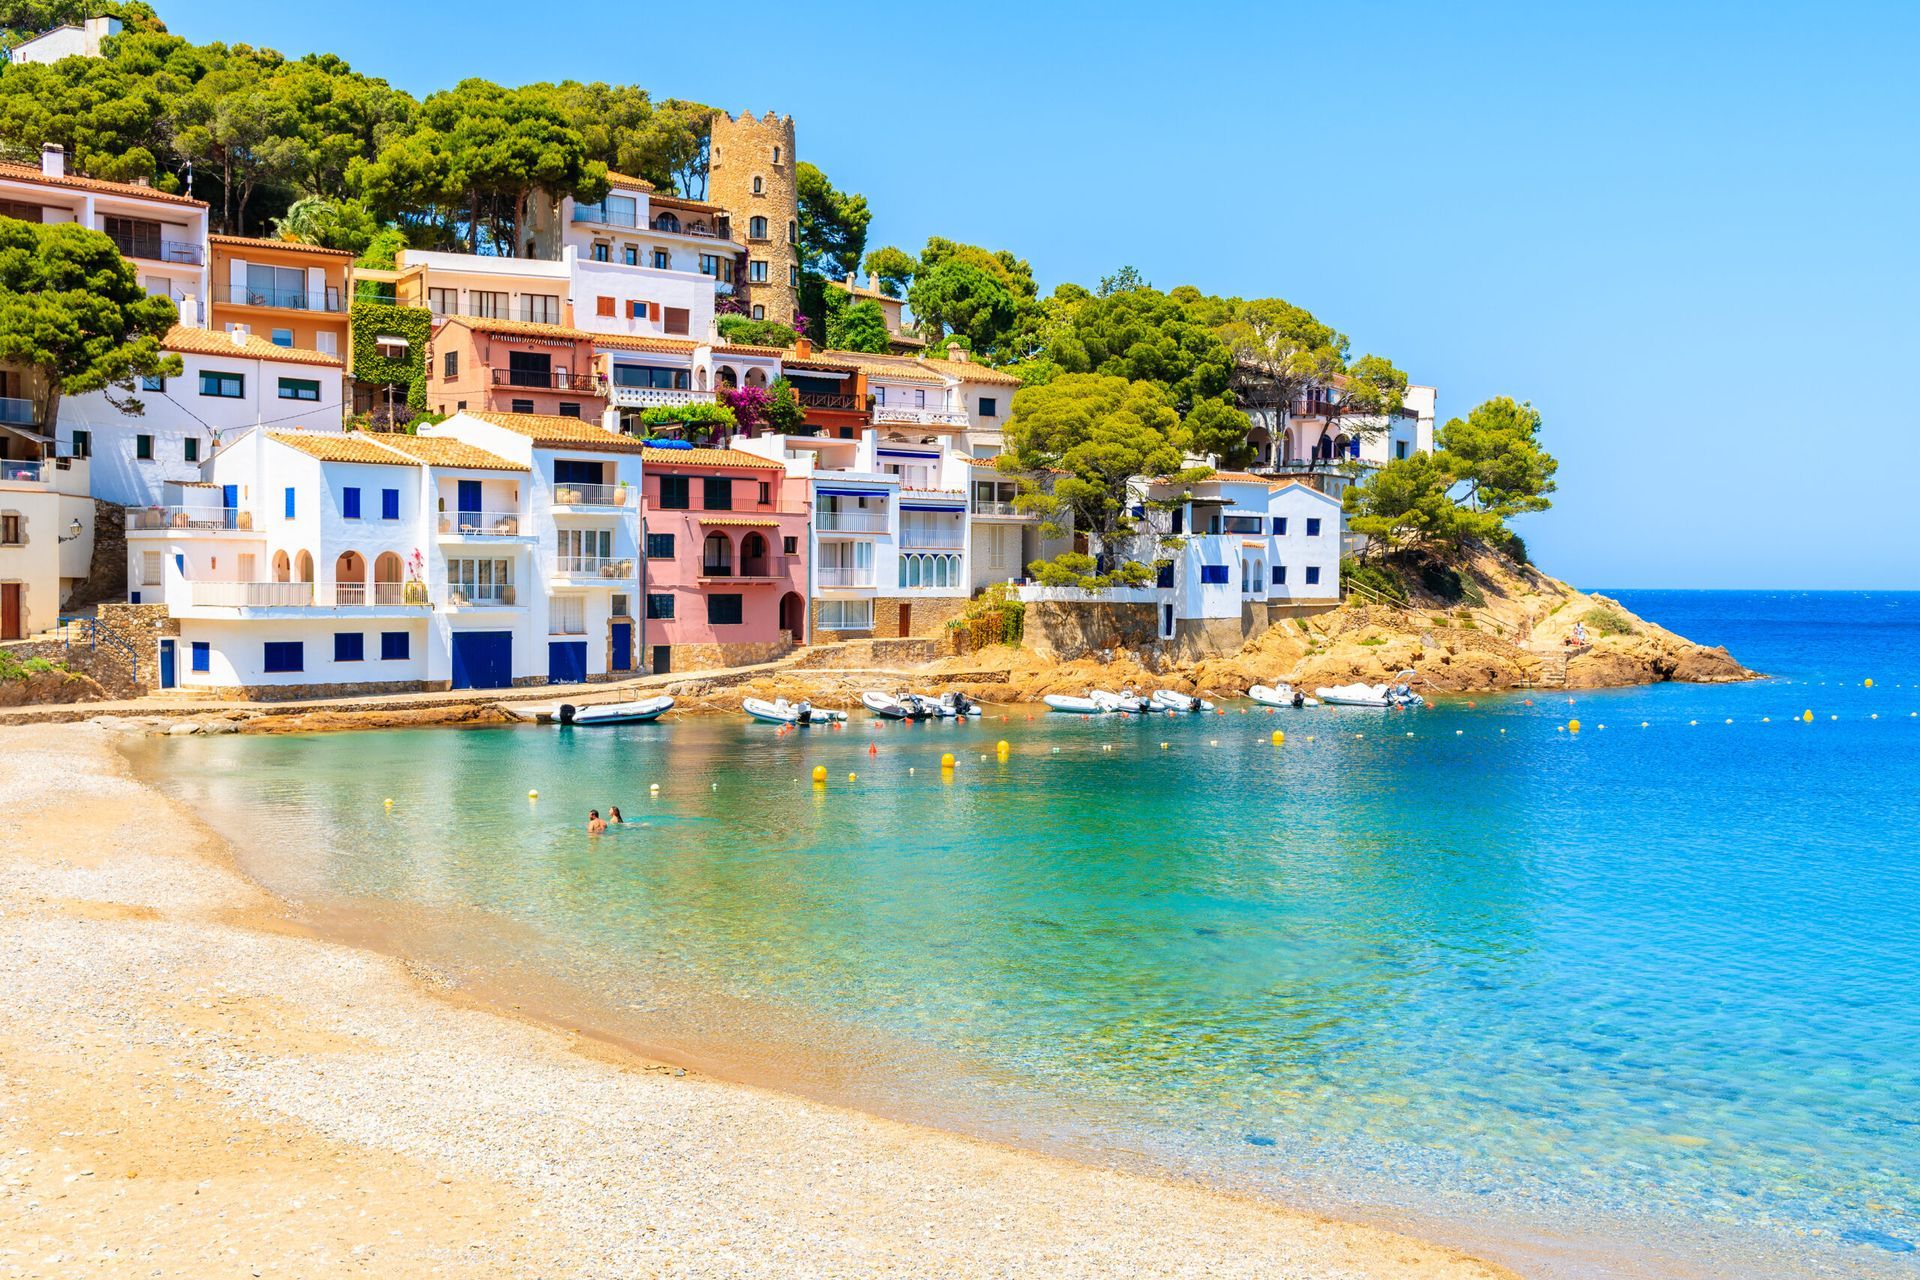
459, 412, 648, 454
208, 234, 353, 258
712, 343, 789, 358
603, 171, 656, 191
267, 431, 415, 466
595, 333, 703, 355
822, 351, 946, 385
444, 316, 600, 344
698, 516, 781, 527
918, 356, 1022, 386
640, 447, 786, 470
163, 325, 344, 368
0, 162, 206, 209
647, 191, 727, 214
368, 434, 527, 472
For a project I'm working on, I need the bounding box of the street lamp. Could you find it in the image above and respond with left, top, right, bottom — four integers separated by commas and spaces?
58, 517, 83, 543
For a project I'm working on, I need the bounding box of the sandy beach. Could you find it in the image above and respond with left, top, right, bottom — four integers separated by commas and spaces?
0, 721, 1523, 1279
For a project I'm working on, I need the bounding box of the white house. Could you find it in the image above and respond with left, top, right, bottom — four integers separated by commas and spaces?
60, 325, 345, 508
0, 453, 93, 640
8, 16, 121, 64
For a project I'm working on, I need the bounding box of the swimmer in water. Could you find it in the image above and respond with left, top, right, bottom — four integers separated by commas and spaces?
608, 806, 625, 825
587, 809, 607, 835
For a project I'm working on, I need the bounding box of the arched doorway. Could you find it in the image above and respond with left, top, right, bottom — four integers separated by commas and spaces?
744, 367, 767, 388
373, 551, 403, 605
695, 367, 708, 391
716, 366, 738, 389
334, 550, 365, 605
740, 531, 768, 576
295, 550, 314, 582
701, 532, 732, 576
779, 591, 804, 640
272, 550, 290, 582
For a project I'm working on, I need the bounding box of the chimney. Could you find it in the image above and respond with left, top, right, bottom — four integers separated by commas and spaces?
176, 297, 197, 327
946, 343, 970, 365
40, 144, 65, 179
844, 272, 855, 290
229, 324, 251, 345
795, 336, 812, 358
867, 272, 879, 293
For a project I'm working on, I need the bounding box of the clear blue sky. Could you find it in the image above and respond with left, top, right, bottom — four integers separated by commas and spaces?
162, 0, 1919, 588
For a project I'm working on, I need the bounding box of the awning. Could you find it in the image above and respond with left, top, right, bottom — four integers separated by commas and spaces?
701, 516, 780, 527
899, 503, 965, 512
875, 447, 939, 459
817, 486, 892, 497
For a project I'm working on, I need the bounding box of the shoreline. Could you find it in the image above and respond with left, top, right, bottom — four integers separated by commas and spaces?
0, 720, 1522, 1279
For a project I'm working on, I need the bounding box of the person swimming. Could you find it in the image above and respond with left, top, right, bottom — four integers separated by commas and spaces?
608, 806, 625, 825
586, 809, 608, 835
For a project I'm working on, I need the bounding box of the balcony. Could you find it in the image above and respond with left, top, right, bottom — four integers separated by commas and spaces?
0, 458, 47, 484
0, 397, 42, 428
551, 555, 635, 580
699, 557, 784, 583
220, 284, 343, 313
491, 370, 603, 392
108, 234, 202, 265
572, 205, 640, 229
607, 386, 714, 409
873, 405, 969, 428
816, 509, 888, 533
437, 510, 525, 538
972, 500, 1032, 519
445, 585, 517, 607
797, 391, 860, 411
551, 482, 631, 508
899, 526, 966, 550
126, 506, 250, 531
432, 302, 565, 324
187, 582, 427, 609
648, 217, 730, 240
815, 566, 875, 588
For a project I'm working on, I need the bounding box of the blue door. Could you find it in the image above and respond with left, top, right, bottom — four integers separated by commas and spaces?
158, 639, 176, 689
609, 622, 632, 672
458, 479, 482, 526
548, 640, 588, 685
450, 631, 513, 689
221, 484, 238, 522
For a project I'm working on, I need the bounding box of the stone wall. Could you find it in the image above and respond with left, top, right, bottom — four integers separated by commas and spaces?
812, 596, 968, 646
1023, 601, 1161, 660
655, 637, 792, 676
788, 637, 940, 669
67, 498, 127, 608
93, 602, 175, 694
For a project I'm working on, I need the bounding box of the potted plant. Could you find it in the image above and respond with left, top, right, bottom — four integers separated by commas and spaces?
402, 548, 429, 605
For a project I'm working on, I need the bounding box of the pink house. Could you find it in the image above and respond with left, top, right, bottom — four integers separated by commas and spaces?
639, 446, 809, 674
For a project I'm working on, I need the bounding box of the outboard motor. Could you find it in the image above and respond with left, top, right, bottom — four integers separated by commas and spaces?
1291, 690, 1305, 709
558, 703, 577, 725
796, 700, 813, 725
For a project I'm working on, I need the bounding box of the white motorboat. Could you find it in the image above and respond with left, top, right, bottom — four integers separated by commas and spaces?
1043, 693, 1108, 714
551, 695, 675, 725
862, 691, 930, 720
743, 696, 848, 725
1150, 689, 1215, 713
1091, 689, 1151, 714
913, 691, 980, 718
1314, 671, 1424, 709
1248, 683, 1318, 709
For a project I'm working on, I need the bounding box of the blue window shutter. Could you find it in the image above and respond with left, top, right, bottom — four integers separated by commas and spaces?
1306, 517, 1321, 536
1277, 564, 1288, 584
1272, 517, 1286, 535
1306, 566, 1321, 585
1199, 564, 1229, 585
173, 553, 184, 574
190, 642, 209, 673
382, 488, 400, 520
380, 631, 410, 661
342, 487, 360, 519
263, 642, 304, 673
334, 632, 364, 663
284, 488, 296, 519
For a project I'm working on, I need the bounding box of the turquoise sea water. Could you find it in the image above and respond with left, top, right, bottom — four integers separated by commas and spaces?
136, 592, 1920, 1278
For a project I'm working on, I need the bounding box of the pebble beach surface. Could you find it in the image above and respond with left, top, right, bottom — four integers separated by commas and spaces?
0, 723, 1515, 1280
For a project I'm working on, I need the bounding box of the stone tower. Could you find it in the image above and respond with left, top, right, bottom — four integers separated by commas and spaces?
706, 110, 799, 327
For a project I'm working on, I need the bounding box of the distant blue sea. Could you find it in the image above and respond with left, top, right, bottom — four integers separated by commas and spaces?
137, 591, 1920, 1279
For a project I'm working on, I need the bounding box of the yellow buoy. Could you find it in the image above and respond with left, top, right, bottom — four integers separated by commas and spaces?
1271, 730, 1285, 745
383, 797, 393, 806
940, 753, 955, 769
848, 772, 858, 782
1160, 741, 1170, 749
1866, 678, 1874, 688
527, 789, 538, 800
1568, 719, 1581, 733
996, 739, 1010, 754
649, 782, 660, 792
1802, 710, 1814, 722
811, 765, 827, 783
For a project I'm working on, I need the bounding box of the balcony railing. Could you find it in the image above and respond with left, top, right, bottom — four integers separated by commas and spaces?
700, 559, 780, 580
874, 405, 969, 428
437, 510, 523, 537
607, 386, 714, 409
108, 234, 202, 265
797, 391, 859, 411
220, 285, 343, 313
332, 583, 413, 607
552, 554, 634, 578
191, 581, 313, 608
650, 218, 730, 240
899, 527, 966, 550
0, 396, 40, 427
815, 566, 875, 588
0, 457, 46, 483
551, 482, 630, 507
816, 508, 888, 532
126, 506, 249, 531
572, 205, 640, 229
446, 585, 516, 606
492, 369, 603, 391
971, 500, 1030, 518
432, 302, 565, 324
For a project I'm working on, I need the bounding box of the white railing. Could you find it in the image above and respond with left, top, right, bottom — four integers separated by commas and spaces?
552, 555, 634, 578
817, 508, 888, 532
437, 510, 523, 537
191, 581, 314, 608
874, 405, 969, 427
127, 506, 249, 531
899, 527, 966, 549
446, 586, 515, 606
552, 483, 631, 507
815, 566, 875, 588
971, 500, 1029, 518
606, 386, 715, 409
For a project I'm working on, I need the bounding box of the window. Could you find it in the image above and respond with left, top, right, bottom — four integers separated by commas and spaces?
914, 389, 926, 408
1275, 564, 1288, 584
1396, 441, 1409, 460
703, 477, 732, 510
278, 378, 320, 402
788, 265, 799, 287
182, 438, 199, 463
510, 399, 535, 414
707, 593, 743, 625
652, 249, 670, 270
787, 220, 797, 244
526, 295, 560, 324
752, 176, 763, 195
1306, 517, 1322, 537
1199, 564, 1230, 585
0, 513, 19, 545
979, 397, 997, 418
819, 599, 872, 632
284, 488, 296, 519
342, 487, 361, 519
623, 245, 638, 266
612, 594, 630, 617
141, 551, 162, 586
428, 287, 457, 316
135, 434, 154, 460
591, 243, 609, 262
756, 480, 770, 504
750, 305, 765, 321
559, 402, 581, 418
555, 528, 610, 568
263, 641, 304, 673
139, 375, 165, 392
772, 144, 782, 164
549, 594, 586, 635
629, 300, 648, 320
657, 475, 690, 509
645, 532, 675, 559
698, 253, 720, 277
270, 328, 294, 348
783, 535, 797, 555
1306, 566, 1322, 585
1273, 517, 1288, 535
443, 351, 458, 379
749, 260, 768, 283
381, 488, 399, 520
446, 558, 510, 602
334, 632, 364, 663
646, 592, 674, 619
103, 215, 161, 260
68, 430, 90, 459
663, 306, 690, 336
380, 631, 409, 661
190, 641, 209, 673
200, 371, 244, 398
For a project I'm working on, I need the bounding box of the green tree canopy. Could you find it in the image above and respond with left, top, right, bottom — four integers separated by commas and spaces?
0, 218, 180, 426
540, 82, 711, 196
907, 258, 1019, 351
861, 244, 917, 297
1437, 396, 1558, 517
715, 314, 798, 348
920, 236, 1036, 300
1, 0, 163, 44
795, 160, 869, 280
829, 298, 891, 353
1212, 295, 1347, 408
271, 193, 378, 253
1049, 285, 1236, 425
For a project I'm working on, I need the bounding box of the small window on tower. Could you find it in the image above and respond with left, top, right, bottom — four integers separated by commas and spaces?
752, 176, 763, 195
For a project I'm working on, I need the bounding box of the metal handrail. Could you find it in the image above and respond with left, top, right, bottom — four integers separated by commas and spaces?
54, 615, 137, 672
437, 510, 523, 536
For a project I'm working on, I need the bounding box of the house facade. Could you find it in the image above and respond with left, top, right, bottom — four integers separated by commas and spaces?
430, 318, 607, 420
208, 235, 352, 356
0, 453, 93, 640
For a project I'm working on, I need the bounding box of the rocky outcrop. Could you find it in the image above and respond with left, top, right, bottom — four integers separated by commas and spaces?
0, 666, 107, 707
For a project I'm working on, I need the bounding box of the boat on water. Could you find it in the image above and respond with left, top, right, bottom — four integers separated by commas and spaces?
1043, 692, 1108, 714
1247, 683, 1318, 709
1150, 689, 1215, 713
916, 691, 980, 718
862, 691, 934, 720
1315, 671, 1425, 708
743, 696, 848, 725
522, 695, 675, 725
